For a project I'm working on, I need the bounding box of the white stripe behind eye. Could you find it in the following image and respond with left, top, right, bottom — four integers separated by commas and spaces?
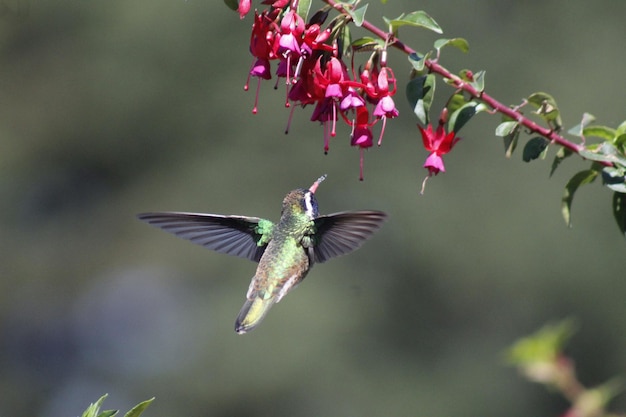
304, 191, 314, 218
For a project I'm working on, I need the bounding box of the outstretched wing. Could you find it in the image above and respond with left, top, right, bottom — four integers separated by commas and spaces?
137, 212, 274, 262
312, 210, 387, 263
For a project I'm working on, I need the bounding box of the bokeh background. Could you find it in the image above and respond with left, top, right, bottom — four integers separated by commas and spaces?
1, 1, 625, 416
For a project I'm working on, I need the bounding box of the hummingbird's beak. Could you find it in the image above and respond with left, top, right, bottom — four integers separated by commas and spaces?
309, 174, 327, 194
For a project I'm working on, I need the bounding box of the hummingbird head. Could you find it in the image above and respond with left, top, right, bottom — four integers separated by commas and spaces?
281, 174, 327, 220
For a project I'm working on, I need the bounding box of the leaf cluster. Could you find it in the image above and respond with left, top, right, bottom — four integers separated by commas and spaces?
81, 394, 154, 417
496, 102, 626, 236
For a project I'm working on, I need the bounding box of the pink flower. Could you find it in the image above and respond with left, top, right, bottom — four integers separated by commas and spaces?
278, 10, 305, 71
245, 10, 280, 113
361, 66, 398, 146
310, 98, 336, 154
340, 88, 366, 111
418, 123, 461, 176
373, 95, 398, 118
350, 107, 373, 181
250, 58, 271, 80
237, 0, 251, 19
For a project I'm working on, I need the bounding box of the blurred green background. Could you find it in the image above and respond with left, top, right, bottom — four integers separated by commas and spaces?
1, 1, 625, 416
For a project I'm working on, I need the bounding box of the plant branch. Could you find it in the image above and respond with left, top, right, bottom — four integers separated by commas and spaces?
324, 0, 587, 156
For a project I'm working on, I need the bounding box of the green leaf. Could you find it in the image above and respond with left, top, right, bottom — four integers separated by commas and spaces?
468, 70, 485, 92
550, 147, 573, 177
346, 4, 367, 27
406, 74, 435, 125
578, 146, 612, 164
504, 134, 519, 158
613, 192, 626, 238
223, 0, 238, 12
337, 24, 351, 59
616, 120, 626, 136
83, 395, 112, 417
407, 51, 430, 72
615, 133, 626, 153
582, 125, 617, 141
351, 36, 382, 52
296, 0, 312, 22
522, 137, 549, 162
123, 398, 155, 417
527, 91, 558, 111
433, 37, 469, 53
567, 112, 596, 136
448, 101, 488, 133
602, 166, 626, 193
384, 11, 442, 34
453, 70, 486, 92
562, 169, 599, 227
506, 319, 577, 365
495, 121, 518, 137
527, 91, 562, 131
601, 142, 626, 166
80, 395, 154, 417
495, 121, 521, 159
505, 132, 520, 159
446, 93, 466, 115
579, 142, 626, 166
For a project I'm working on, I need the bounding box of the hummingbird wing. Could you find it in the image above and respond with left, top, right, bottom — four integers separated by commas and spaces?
137, 212, 274, 262
312, 210, 387, 263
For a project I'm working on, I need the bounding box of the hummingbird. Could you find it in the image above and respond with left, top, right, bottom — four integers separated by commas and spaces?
137, 175, 387, 334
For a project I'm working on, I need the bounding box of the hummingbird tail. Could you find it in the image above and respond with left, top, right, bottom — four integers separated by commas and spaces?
235, 296, 276, 334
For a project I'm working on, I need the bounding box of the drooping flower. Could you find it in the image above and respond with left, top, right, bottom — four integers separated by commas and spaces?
362, 65, 398, 146
276, 10, 305, 89
308, 56, 352, 153
237, 0, 251, 19
248, 10, 279, 66
245, 10, 280, 113
250, 58, 271, 80
351, 107, 373, 148
418, 122, 461, 194
278, 10, 304, 57
350, 107, 373, 181
300, 23, 333, 57
340, 87, 366, 111
418, 123, 461, 176
310, 98, 335, 153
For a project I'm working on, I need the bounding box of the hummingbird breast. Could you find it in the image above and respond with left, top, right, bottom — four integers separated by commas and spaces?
248, 234, 312, 302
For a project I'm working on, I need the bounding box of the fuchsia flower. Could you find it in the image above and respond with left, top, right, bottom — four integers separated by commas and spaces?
340, 87, 366, 111
248, 11, 279, 64
236, 3, 402, 180
237, 0, 251, 19
245, 10, 280, 113
278, 10, 304, 58
418, 122, 461, 194
350, 107, 373, 181
371, 68, 398, 146
300, 24, 332, 57
358, 63, 398, 146
418, 123, 461, 176
309, 57, 351, 152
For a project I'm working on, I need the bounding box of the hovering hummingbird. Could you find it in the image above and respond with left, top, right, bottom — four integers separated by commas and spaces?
137, 175, 387, 334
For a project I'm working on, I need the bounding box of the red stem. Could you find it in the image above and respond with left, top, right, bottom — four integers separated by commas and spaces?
323, 0, 585, 156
